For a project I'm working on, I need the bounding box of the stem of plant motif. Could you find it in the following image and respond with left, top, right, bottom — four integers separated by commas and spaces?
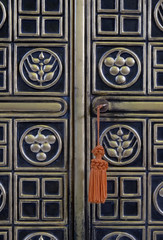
103, 126, 138, 162
24, 51, 59, 86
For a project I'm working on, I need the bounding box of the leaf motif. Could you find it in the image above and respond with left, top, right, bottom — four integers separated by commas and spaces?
122, 133, 130, 140
39, 236, 44, 240
117, 128, 123, 136
122, 140, 132, 149
39, 52, 45, 59
43, 65, 54, 72
28, 72, 39, 81
44, 55, 52, 64
106, 148, 118, 158
30, 55, 40, 64
27, 58, 39, 72
110, 132, 119, 140
108, 140, 118, 148
44, 71, 55, 81
24, 63, 39, 81
43, 59, 57, 72
29, 64, 39, 72
122, 148, 133, 158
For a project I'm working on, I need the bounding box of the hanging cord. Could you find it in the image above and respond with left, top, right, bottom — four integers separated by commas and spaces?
97, 105, 103, 146
88, 104, 108, 204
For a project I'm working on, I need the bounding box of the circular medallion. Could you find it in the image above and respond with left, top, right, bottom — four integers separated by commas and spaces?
24, 233, 57, 240
0, 2, 6, 29
98, 48, 141, 89
102, 232, 136, 240
19, 48, 62, 89
19, 125, 62, 166
153, 182, 163, 215
154, 0, 163, 31
0, 183, 6, 212
100, 125, 141, 166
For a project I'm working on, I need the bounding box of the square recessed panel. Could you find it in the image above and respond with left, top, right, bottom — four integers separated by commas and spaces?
93, 0, 145, 39
18, 0, 40, 13
97, 199, 118, 219
19, 200, 40, 220
120, 15, 141, 35
120, 199, 141, 220
15, 0, 68, 41
0, 45, 11, 95
0, 119, 12, 170
97, 0, 119, 12
0, 71, 6, 90
93, 172, 146, 224
153, 69, 163, 89
0, 146, 7, 166
14, 173, 67, 225
14, 43, 68, 96
18, 17, 40, 36
121, 0, 141, 13
19, 178, 40, 198
153, 146, 163, 166
14, 119, 67, 171
42, 200, 63, 220
148, 43, 163, 94
154, 123, 163, 144
120, 177, 141, 197
42, 0, 63, 14
153, 47, 163, 67
42, 17, 63, 37
148, 227, 163, 240
107, 177, 118, 197
42, 178, 63, 198
0, 228, 11, 240
148, 119, 163, 170
92, 118, 146, 170
97, 15, 118, 35
93, 42, 146, 95
0, 48, 6, 68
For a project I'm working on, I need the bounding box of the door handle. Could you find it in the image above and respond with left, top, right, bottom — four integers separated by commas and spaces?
93, 98, 163, 113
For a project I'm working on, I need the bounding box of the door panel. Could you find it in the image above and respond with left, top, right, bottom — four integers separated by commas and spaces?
0, 0, 73, 239
86, 0, 163, 239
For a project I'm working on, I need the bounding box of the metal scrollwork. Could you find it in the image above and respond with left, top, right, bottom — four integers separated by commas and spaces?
100, 125, 141, 166
19, 48, 62, 89
102, 232, 136, 240
24, 232, 57, 240
154, 0, 163, 31
98, 48, 141, 89
19, 125, 62, 166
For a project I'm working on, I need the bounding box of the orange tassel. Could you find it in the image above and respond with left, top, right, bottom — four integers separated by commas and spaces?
88, 145, 108, 203
88, 105, 108, 204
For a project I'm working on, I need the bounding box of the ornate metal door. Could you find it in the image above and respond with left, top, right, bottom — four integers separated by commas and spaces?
0, 0, 75, 239
85, 0, 163, 239
1, 0, 163, 240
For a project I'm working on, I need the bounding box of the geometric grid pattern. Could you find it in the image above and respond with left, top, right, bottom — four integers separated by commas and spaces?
90, 0, 163, 239
14, 173, 67, 224
93, 0, 146, 40
14, 0, 68, 41
0, 0, 71, 239
93, 173, 146, 224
